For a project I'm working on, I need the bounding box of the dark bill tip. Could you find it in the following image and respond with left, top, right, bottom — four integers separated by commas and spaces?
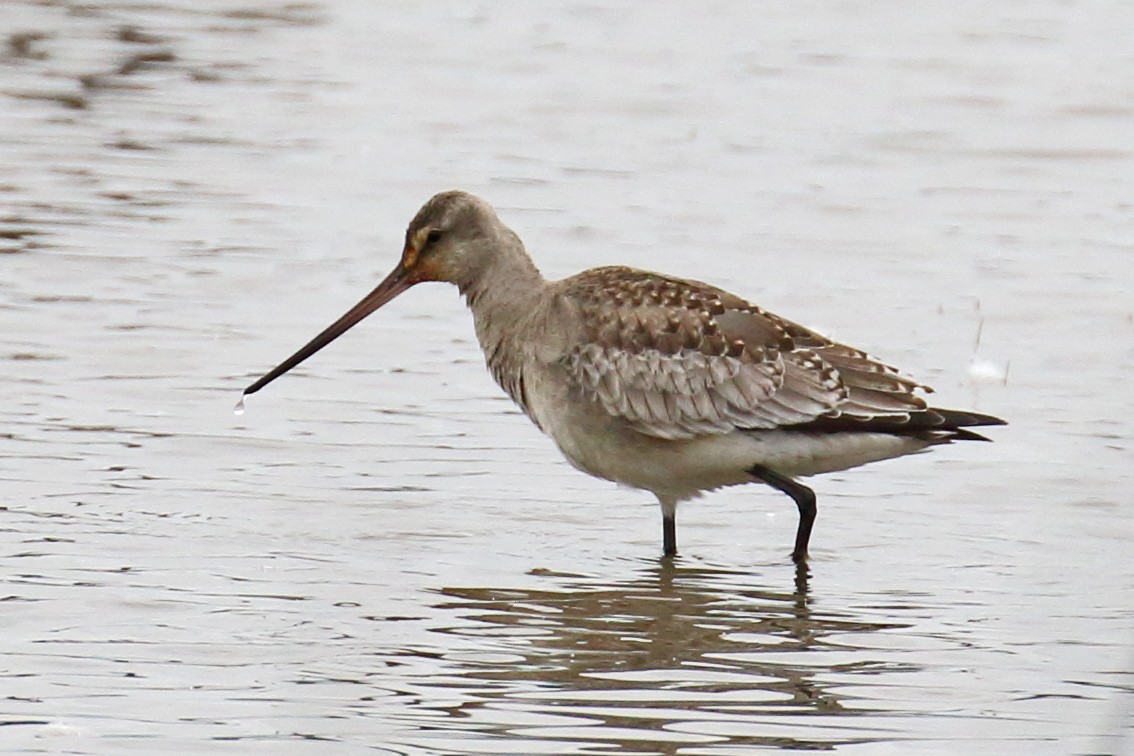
242, 266, 412, 397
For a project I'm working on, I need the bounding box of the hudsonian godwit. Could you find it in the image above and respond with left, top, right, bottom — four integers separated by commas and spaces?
243, 190, 1005, 563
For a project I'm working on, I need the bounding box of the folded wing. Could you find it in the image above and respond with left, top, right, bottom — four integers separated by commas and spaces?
559, 267, 933, 441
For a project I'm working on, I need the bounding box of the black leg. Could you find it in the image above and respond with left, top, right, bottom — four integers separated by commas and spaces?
748, 465, 817, 564
794, 559, 811, 597
662, 512, 677, 557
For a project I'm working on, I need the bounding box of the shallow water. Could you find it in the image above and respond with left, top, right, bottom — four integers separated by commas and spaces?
2, 1, 1132, 753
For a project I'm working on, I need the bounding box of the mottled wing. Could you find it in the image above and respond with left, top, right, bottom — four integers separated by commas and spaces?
559, 267, 863, 440
723, 306, 932, 418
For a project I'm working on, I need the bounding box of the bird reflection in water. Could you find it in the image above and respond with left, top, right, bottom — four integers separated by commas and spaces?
409, 560, 912, 752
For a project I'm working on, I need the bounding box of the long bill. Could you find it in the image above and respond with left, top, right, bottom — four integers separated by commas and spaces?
243, 265, 412, 396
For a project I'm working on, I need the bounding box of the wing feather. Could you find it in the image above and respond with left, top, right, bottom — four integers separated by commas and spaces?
558, 266, 933, 440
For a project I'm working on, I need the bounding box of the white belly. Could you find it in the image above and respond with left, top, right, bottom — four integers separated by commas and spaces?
521, 361, 933, 501
537, 400, 930, 501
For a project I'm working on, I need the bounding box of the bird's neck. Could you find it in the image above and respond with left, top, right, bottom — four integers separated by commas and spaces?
459, 236, 547, 412
460, 234, 546, 331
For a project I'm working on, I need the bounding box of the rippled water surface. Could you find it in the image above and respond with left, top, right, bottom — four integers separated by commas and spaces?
2, 1, 1132, 753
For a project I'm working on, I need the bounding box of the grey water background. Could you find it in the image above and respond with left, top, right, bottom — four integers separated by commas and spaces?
2, 1, 1132, 753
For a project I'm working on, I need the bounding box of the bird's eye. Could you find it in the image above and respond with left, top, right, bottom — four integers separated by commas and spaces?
426, 229, 443, 245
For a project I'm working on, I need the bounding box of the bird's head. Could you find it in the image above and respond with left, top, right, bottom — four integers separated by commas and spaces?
242, 190, 504, 397
397, 190, 505, 289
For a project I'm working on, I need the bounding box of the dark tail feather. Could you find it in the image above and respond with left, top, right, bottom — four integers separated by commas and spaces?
932, 408, 1007, 429
925, 408, 1006, 443
950, 428, 995, 442
787, 406, 1006, 439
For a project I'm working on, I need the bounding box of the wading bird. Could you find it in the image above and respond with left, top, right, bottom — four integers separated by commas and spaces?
243, 191, 1004, 562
